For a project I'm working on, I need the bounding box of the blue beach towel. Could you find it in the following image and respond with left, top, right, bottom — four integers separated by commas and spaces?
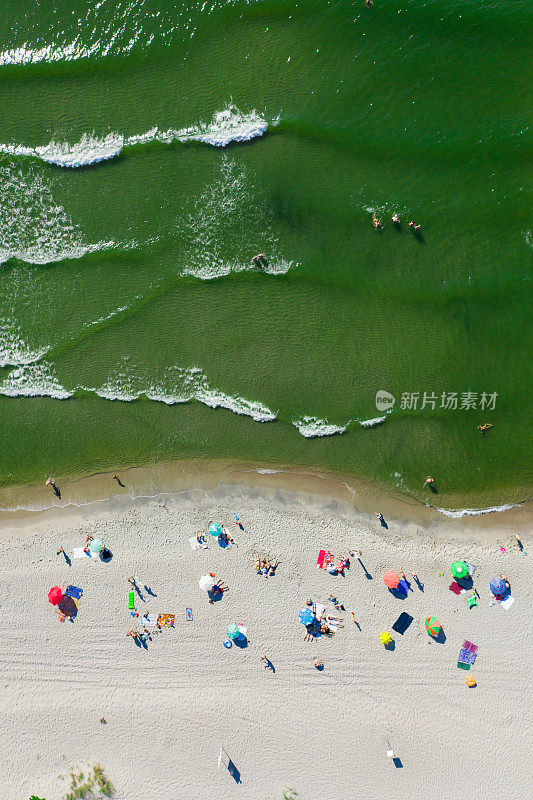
65, 585, 83, 600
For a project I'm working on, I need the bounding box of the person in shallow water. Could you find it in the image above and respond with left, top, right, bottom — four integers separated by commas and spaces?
409, 221, 422, 233
392, 214, 400, 225
372, 214, 381, 230
252, 253, 267, 270
477, 423, 492, 433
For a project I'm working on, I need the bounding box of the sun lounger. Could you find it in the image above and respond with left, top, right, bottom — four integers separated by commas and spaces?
500, 595, 515, 610
65, 585, 83, 600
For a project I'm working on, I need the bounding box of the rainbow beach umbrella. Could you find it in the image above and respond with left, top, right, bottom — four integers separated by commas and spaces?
451, 561, 468, 580
425, 616, 441, 636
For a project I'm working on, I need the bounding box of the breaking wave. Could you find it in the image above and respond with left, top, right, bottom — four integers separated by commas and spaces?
0, 362, 72, 399
358, 415, 387, 428
0, 319, 49, 367
430, 503, 522, 518
292, 416, 348, 438
0, 107, 270, 168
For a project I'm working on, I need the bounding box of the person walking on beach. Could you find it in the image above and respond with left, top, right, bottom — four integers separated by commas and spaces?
45, 478, 61, 498
57, 546, 65, 557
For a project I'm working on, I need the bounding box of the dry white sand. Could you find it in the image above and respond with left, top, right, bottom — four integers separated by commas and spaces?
0, 483, 530, 800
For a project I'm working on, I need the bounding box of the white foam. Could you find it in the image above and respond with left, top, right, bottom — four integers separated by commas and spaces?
174, 105, 268, 147
0, 160, 122, 266
0, 362, 72, 399
254, 468, 282, 474
36, 132, 124, 167
430, 503, 522, 518
180, 155, 294, 280
293, 416, 348, 438
0, 319, 49, 367
359, 415, 387, 428
91, 364, 277, 423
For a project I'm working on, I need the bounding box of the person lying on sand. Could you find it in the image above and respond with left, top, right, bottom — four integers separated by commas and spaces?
266, 559, 279, 575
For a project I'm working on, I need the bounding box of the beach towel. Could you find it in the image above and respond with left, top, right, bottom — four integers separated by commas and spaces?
189, 536, 207, 550
392, 612, 413, 635
65, 585, 83, 600
72, 548, 95, 559
157, 613, 175, 627
140, 613, 158, 626
325, 618, 338, 632
186, 608, 193, 621
449, 581, 463, 595
500, 595, 515, 610
316, 550, 326, 569
314, 603, 326, 619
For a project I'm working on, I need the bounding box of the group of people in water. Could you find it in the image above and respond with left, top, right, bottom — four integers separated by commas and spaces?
372, 213, 421, 233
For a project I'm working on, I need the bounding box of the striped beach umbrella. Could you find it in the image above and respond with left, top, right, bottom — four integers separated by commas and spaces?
451, 561, 468, 580
489, 578, 506, 596
425, 616, 441, 636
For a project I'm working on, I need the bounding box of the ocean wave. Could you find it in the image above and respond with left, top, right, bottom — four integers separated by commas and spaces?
0, 160, 131, 265
430, 503, 522, 518
0, 107, 270, 169
292, 416, 348, 438
0, 319, 49, 367
358, 415, 387, 428
92, 363, 277, 423
0, 361, 72, 399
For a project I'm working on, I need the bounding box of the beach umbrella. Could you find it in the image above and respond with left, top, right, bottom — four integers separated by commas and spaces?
425, 616, 441, 636
490, 578, 506, 596
451, 561, 469, 580
384, 571, 400, 589
89, 538, 103, 554
48, 586, 63, 605
198, 575, 216, 592
226, 623, 240, 640
298, 608, 314, 625
380, 631, 392, 645
209, 523, 222, 537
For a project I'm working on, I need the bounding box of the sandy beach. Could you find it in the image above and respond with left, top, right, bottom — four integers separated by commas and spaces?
0, 475, 531, 800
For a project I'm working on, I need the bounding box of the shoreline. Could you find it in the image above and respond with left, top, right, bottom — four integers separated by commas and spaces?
0, 456, 530, 534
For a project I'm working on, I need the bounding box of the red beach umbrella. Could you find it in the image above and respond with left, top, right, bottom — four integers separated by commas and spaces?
48, 586, 63, 605
384, 571, 400, 589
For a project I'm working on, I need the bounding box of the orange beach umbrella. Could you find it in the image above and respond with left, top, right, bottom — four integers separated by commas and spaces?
384, 571, 400, 589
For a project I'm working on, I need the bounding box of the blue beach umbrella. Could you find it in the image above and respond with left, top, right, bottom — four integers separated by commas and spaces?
490, 578, 507, 596
226, 623, 240, 640
298, 608, 314, 625
209, 523, 222, 537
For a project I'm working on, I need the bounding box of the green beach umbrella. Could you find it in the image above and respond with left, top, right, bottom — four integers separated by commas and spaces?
451, 561, 468, 580
226, 623, 240, 640
89, 538, 103, 554
425, 616, 441, 636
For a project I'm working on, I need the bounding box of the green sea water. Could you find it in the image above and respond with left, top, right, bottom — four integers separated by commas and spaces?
0, 0, 531, 511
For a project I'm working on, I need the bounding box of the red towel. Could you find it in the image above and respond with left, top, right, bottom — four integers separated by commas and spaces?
316, 550, 326, 569
449, 581, 462, 595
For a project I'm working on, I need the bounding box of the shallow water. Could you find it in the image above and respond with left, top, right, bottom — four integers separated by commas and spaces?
0, 0, 531, 508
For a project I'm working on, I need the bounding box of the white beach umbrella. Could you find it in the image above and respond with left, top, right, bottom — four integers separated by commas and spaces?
199, 575, 216, 592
